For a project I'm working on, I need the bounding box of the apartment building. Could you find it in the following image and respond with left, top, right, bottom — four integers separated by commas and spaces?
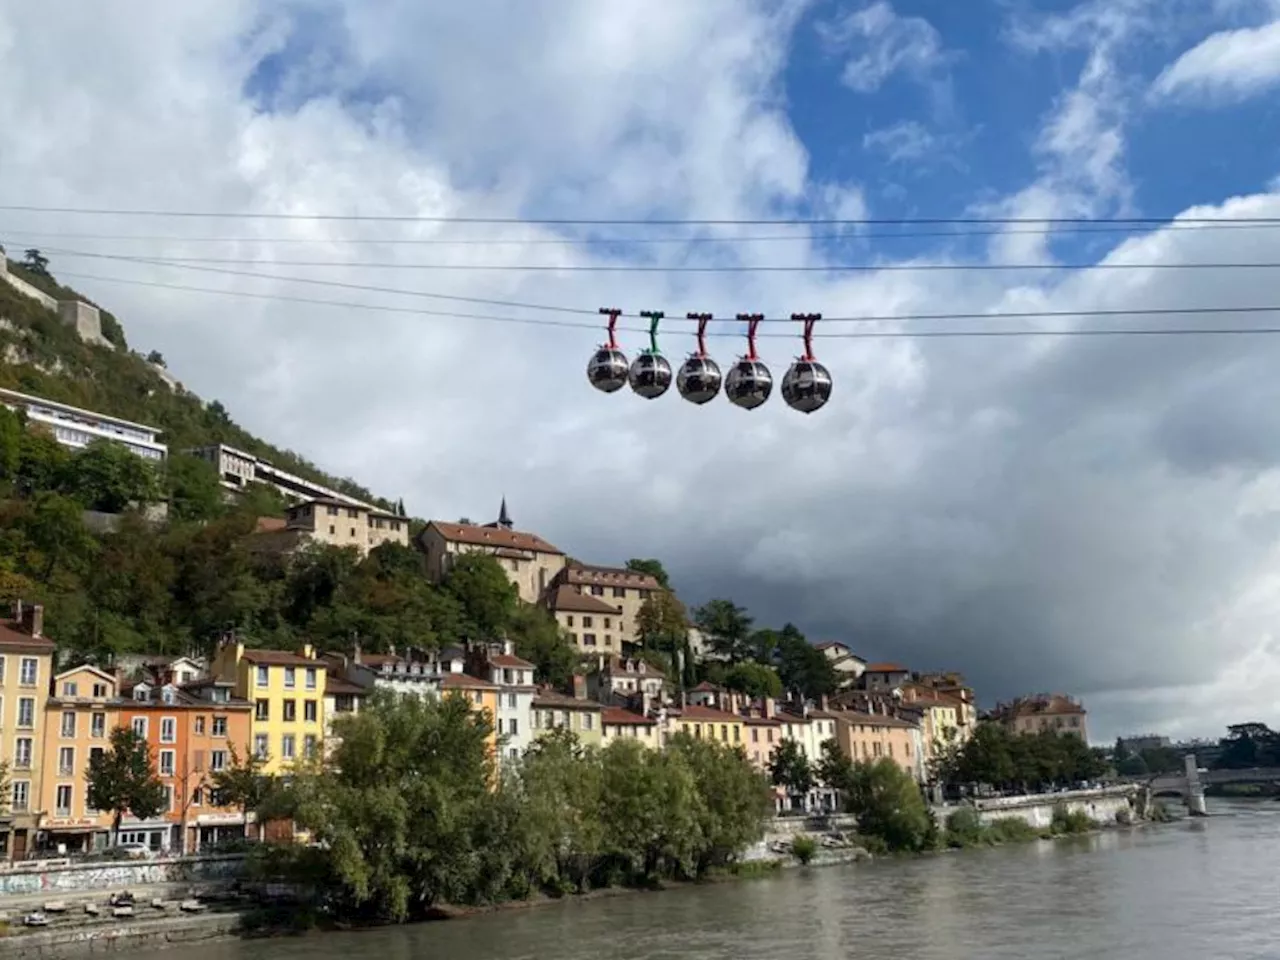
814, 641, 867, 687
277, 498, 409, 556
0, 386, 167, 462
466, 641, 537, 762
587, 656, 666, 708
418, 506, 566, 604
189, 443, 371, 508
549, 563, 661, 650
530, 679, 603, 747
37, 665, 120, 854
988, 693, 1089, 742
546, 586, 626, 653
0, 602, 55, 859
211, 641, 326, 775
601, 708, 660, 747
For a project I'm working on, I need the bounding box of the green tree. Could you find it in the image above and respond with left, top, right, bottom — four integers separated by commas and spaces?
635, 589, 688, 653
66, 440, 160, 512
20, 492, 96, 580
515, 729, 604, 891
667, 733, 772, 873
769, 738, 813, 806
509, 604, 577, 687
444, 553, 517, 641
22, 249, 49, 276
816, 737, 856, 795
146, 350, 166, 367
15, 427, 70, 498
599, 739, 701, 882
0, 406, 22, 483
693, 599, 754, 664
86, 727, 167, 844
165, 453, 224, 522
775, 625, 839, 700
625, 558, 670, 589
722, 661, 783, 700
210, 745, 273, 842
846, 758, 932, 851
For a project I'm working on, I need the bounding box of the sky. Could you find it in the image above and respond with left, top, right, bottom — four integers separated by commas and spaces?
3, 0, 1280, 742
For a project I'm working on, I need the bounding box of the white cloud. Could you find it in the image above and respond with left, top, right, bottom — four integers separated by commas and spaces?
816, 1, 951, 93
1151, 18, 1280, 103
862, 120, 935, 162
4, 1, 1280, 740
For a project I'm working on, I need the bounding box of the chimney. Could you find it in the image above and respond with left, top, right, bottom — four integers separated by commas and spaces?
641, 689, 651, 718
819, 693, 829, 712
388, 643, 397, 657
13, 598, 23, 624
571, 674, 587, 700
353, 641, 363, 665
503, 638, 514, 657
301, 643, 315, 660
763, 697, 776, 720
26, 603, 44, 639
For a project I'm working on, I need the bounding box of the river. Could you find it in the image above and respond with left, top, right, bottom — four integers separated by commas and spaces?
158, 801, 1279, 960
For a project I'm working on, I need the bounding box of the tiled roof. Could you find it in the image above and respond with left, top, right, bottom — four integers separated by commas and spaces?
864, 662, 909, 673
357, 653, 401, 668
997, 694, 1086, 717
602, 707, 657, 726
532, 689, 602, 709
742, 714, 783, 726
562, 564, 660, 591
489, 653, 535, 669
425, 521, 563, 556
601, 656, 665, 679
240, 649, 319, 666
255, 516, 287, 533
325, 676, 370, 696
837, 710, 919, 729
677, 704, 742, 723
690, 681, 724, 692
0, 620, 55, 652
441, 673, 497, 690
547, 585, 620, 615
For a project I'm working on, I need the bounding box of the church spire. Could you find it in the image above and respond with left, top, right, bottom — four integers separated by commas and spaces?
497, 496, 513, 530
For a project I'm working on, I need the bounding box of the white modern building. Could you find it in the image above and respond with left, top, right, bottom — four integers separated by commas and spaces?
0, 386, 167, 461
189, 443, 371, 508
466, 641, 536, 762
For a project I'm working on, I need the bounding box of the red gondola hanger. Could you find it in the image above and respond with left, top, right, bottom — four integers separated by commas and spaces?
599, 306, 622, 349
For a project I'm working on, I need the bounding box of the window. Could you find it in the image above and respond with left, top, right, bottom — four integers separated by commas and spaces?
328, 525, 336, 535
283, 699, 297, 722
284, 667, 296, 689
15, 738, 32, 769
281, 735, 296, 759
132, 717, 147, 738
751, 728, 759, 743
304, 700, 317, 722
17, 697, 35, 728
347, 508, 358, 519
55, 784, 72, 817
12, 782, 29, 812
162, 784, 174, 812
92, 683, 107, 698
58, 746, 74, 775
604, 636, 613, 648
20, 658, 37, 686
582, 713, 594, 731
160, 717, 176, 743
194, 716, 206, 735
304, 735, 317, 758
349, 527, 356, 537
506, 693, 517, 709
305, 668, 317, 690
212, 716, 227, 737
327, 505, 339, 516
89, 746, 104, 767
193, 750, 205, 772
256, 665, 269, 687
253, 734, 269, 760
888, 742, 894, 758
508, 718, 519, 736
566, 615, 574, 627
134, 688, 148, 702
733, 726, 741, 743
191, 787, 203, 807
61, 681, 78, 697
255, 699, 269, 721
720, 725, 728, 742
161, 688, 176, 705
0, 656, 5, 682
604, 618, 611, 629
612, 587, 625, 598
590, 586, 604, 596
583, 616, 594, 628
583, 633, 597, 646
91, 712, 106, 738
61, 711, 76, 737
210, 750, 227, 772
159, 750, 175, 776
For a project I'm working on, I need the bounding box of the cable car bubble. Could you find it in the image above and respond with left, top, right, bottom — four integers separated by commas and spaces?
629, 310, 672, 399
724, 313, 772, 410
677, 312, 721, 405
588, 307, 629, 393
781, 313, 833, 414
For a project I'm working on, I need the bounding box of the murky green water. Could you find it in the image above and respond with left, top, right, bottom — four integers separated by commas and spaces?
160, 802, 1280, 960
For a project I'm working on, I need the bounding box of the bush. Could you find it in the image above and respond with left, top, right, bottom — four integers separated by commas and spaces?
1050, 804, 1093, 835
986, 817, 1038, 843
791, 835, 818, 865
944, 807, 985, 848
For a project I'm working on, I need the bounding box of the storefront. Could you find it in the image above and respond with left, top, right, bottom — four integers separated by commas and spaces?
190, 812, 247, 852
117, 818, 174, 853
38, 817, 107, 855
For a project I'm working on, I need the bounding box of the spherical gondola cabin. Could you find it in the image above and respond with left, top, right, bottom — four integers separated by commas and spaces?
587, 347, 630, 394
781, 359, 833, 414
725, 358, 773, 410
677, 355, 722, 405
629, 351, 673, 399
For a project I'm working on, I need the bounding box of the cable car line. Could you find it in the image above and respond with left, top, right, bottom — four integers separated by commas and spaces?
5, 202, 1280, 227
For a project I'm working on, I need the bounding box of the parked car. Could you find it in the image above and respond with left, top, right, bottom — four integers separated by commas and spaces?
115, 843, 153, 860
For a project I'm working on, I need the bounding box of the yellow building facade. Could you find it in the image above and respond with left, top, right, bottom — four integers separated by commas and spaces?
530, 689, 603, 747
211, 641, 326, 775
1, 603, 55, 859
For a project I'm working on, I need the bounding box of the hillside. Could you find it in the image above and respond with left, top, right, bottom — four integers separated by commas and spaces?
0, 256, 391, 510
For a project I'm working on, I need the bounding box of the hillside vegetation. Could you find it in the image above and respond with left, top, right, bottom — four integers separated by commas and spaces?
0, 255, 387, 508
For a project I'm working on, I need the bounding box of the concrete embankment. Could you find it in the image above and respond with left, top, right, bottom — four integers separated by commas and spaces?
0, 912, 246, 958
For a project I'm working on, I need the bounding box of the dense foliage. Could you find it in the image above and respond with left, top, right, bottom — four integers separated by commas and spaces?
0, 258, 391, 508
818, 740, 934, 852
934, 722, 1107, 792
1212, 723, 1280, 769
85, 727, 167, 841
265, 694, 773, 922
690, 605, 839, 702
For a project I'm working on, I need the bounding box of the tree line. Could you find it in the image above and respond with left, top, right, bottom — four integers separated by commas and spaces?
932, 723, 1107, 793
252, 693, 773, 923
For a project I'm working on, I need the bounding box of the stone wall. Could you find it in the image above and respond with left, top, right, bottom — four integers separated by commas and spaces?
937, 786, 1138, 830
0, 856, 245, 898
1, 260, 59, 311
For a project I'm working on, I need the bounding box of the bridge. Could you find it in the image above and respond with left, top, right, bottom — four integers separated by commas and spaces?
1140, 755, 1280, 815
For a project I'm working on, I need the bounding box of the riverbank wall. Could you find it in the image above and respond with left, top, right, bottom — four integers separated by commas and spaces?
0, 911, 245, 958
0, 856, 245, 898
934, 785, 1140, 830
